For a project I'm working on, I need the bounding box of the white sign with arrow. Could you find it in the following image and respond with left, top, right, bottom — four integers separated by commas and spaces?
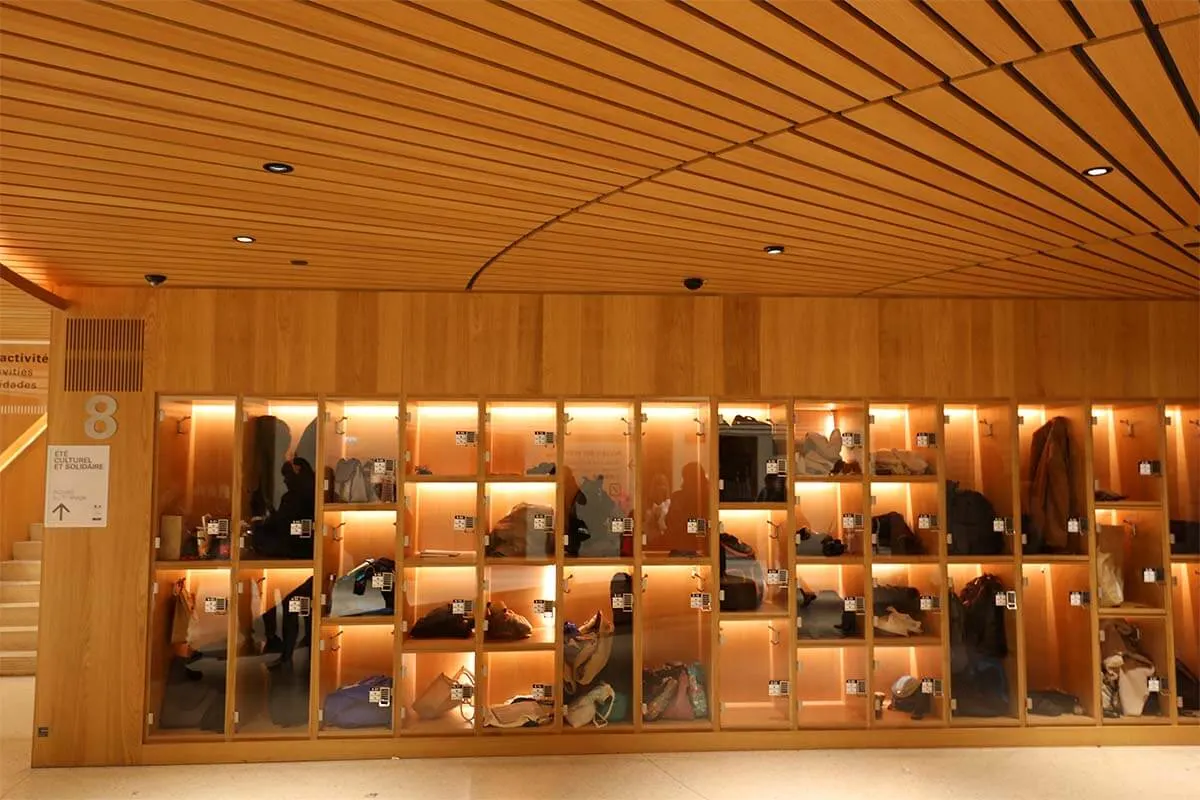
44, 445, 110, 528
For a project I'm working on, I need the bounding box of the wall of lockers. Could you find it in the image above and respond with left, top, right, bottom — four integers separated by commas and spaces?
31, 290, 1200, 765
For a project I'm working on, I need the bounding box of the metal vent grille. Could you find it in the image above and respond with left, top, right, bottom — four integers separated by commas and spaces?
64, 318, 144, 392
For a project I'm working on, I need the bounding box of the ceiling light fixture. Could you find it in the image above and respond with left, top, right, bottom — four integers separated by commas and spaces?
233, 235, 255, 243
263, 162, 294, 174
1082, 165, 1113, 177
763, 244, 785, 255
290, 259, 309, 266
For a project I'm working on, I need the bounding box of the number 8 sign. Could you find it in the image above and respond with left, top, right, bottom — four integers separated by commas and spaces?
84, 394, 118, 440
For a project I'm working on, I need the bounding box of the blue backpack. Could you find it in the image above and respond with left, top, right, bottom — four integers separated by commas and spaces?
323, 675, 393, 729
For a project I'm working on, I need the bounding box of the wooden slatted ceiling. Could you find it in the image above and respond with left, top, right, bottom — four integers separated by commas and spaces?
0, 282, 52, 341
0, 0, 1195, 297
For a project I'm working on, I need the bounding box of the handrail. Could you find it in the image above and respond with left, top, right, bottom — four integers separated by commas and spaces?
0, 413, 47, 473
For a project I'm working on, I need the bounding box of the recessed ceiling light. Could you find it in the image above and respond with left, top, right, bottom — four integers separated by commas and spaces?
263, 162, 294, 174
1082, 166, 1113, 177
290, 259, 309, 266
233, 235, 255, 243
763, 244, 785, 255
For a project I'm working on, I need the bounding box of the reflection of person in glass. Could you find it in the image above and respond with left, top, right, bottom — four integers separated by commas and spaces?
644, 473, 671, 540
665, 462, 709, 551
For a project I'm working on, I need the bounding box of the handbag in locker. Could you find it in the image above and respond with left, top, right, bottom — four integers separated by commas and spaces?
323, 675, 393, 729
719, 533, 764, 611
327, 557, 396, 618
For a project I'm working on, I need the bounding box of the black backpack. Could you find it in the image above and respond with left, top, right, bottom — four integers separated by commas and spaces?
610, 572, 634, 629
872, 512, 924, 555
946, 481, 1003, 556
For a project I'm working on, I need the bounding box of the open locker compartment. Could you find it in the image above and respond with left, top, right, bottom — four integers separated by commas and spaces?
1021, 563, 1095, 724
403, 482, 478, 563
321, 510, 397, 621
483, 565, 557, 649
404, 400, 480, 479
1165, 403, 1200, 557
718, 509, 788, 616
717, 401, 788, 504
871, 564, 943, 645
947, 564, 1020, 722
399, 651, 476, 735
1094, 509, 1168, 612
317, 623, 395, 735
1017, 404, 1090, 556
155, 397, 236, 563
563, 403, 635, 561
717, 619, 791, 729
943, 403, 1016, 557
239, 399, 318, 563
794, 401, 865, 478
868, 403, 939, 478
400, 566, 477, 646
641, 565, 713, 730
485, 401, 558, 478
146, 567, 231, 738
642, 402, 713, 559
480, 651, 556, 731
1091, 403, 1164, 505
870, 481, 941, 558
871, 645, 945, 726
232, 567, 315, 737
1100, 617, 1171, 723
794, 480, 865, 559
1171, 563, 1200, 723
483, 481, 556, 563
560, 565, 634, 729
796, 646, 870, 728
322, 400, 399, 507
796, 564, 866, 643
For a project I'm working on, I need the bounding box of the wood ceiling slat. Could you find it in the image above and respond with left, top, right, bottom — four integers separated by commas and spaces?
786, 120, 1094, 244
922, 257, 1174, 295
1084, 31, 1199, 191
998, 0, 1089, 52
873, 267, 1164, 297
0, 42, 659, 182
1009, 250, 1196, 293
0, 106, 596, 203
1015, 50, 1200, 223
0, 173, 531, 242
895, 85, 1151, 235
845, 0, 987, 76
449, 0, 821, 125
1159, 18, 1200, 111
541, 218, 959, 272
118, 0, 744, 152
644, 171, 1024, 260
3, 2, 707, 166
1081, 239, 1200, 283
766, 0, 941, 89
952, 69, 1181, 230
1048, 241, 1198, 288
724, 136, 1074, 248
1158, 227, 1200, 248
0, 156, 550, 230
567, 202, 969, 268
1142, 0, 1200, 25
398, 0, 769, 138
686, 0, 901, 100
1070, 0, 1143, 38
1119, 232, 1200, 275
845, 101, 1128, 240
924, 1, 1037, 64
0, 283, 52, 341
0, 139, 566, 219
684, 156, 1054, 253
589, 0, 862, 110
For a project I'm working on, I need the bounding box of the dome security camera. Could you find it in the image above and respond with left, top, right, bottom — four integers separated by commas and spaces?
144, 274, 167, 287
682, 277, 705, 291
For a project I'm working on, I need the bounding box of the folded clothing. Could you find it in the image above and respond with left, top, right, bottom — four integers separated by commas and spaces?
482, 697, 553, 728
798, 429, 843, 476
872, 449, 931, 476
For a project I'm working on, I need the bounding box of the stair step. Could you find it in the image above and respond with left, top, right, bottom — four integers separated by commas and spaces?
0, 582, 40, 603
0, 650, 36, 676
0, 626, 37, 651
28, 522, 43, 542
13, 541, 41, 561
0, 561, 41, 581
0, 602, 38, 626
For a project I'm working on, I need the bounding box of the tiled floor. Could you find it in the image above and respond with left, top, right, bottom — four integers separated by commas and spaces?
1, 677, 1197, 800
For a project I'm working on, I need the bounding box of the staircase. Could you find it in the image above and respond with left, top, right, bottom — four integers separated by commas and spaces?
0, 522, 41, 676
